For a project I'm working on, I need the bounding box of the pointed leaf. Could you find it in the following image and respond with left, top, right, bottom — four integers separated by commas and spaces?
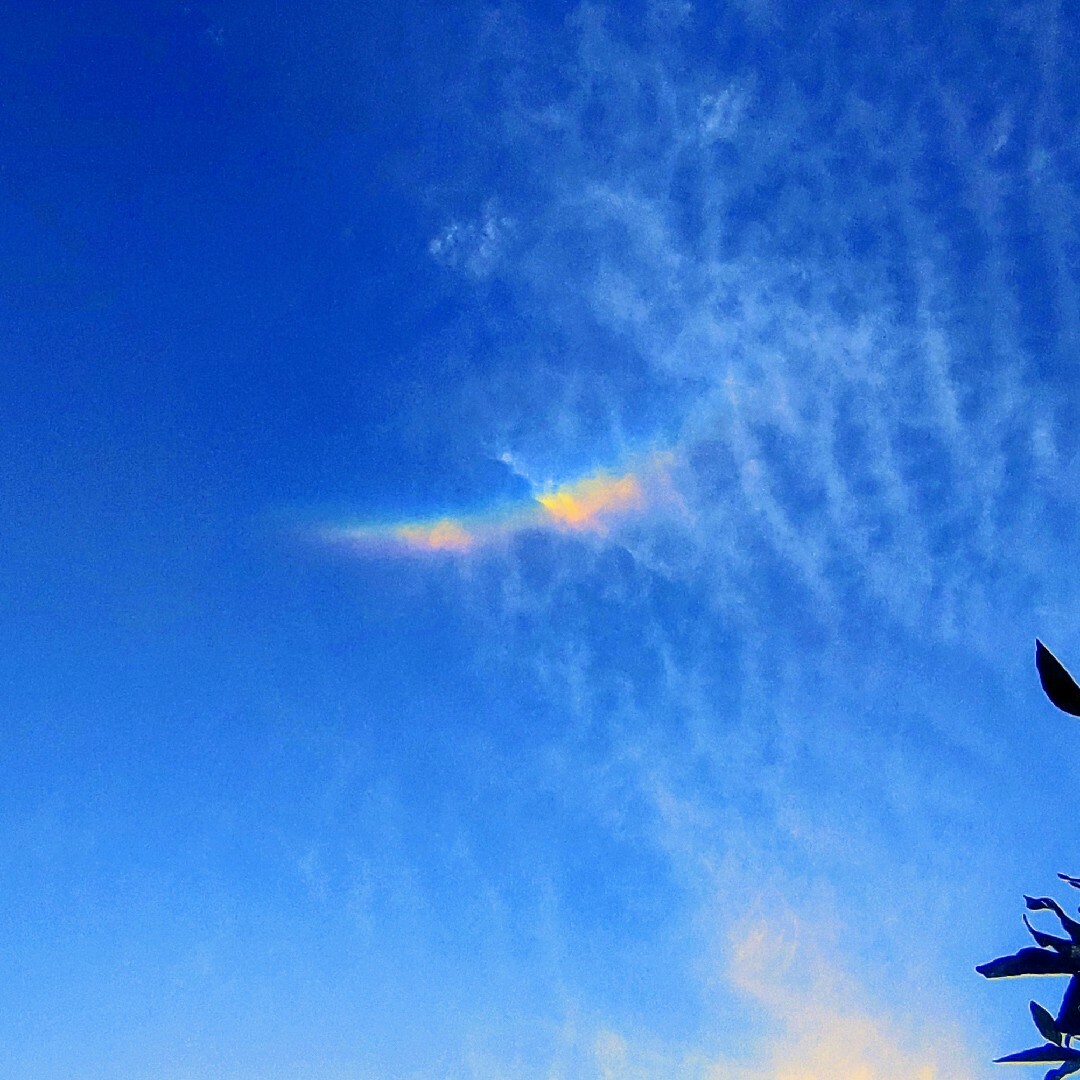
1058, 874, 1080, 891
1059, 976, 1080, 1035
1026, 897, 1080, 942
1034, 1000, 1064, 1044
1027, 915, 1076, 954
1036, 640, 1080, 716
978, 948, 1079, 978
996, 1043, 1080, 1064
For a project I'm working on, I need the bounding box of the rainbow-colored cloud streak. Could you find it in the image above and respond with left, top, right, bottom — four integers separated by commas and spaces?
317, 454, 675, 556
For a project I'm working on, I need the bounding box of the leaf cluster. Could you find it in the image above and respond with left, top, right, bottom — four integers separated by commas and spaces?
977, 643, 1080, 1078
978, 875, 1080, 1078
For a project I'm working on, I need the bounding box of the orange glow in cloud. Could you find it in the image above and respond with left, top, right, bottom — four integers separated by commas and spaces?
395, 518, 475, 552
713, 910, 979, 1080
316, 452, 677, 557
547, 906, 980, 1080
537, 472, 645, 531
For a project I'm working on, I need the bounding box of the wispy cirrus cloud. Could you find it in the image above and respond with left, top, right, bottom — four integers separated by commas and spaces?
593, 912, 976, 1080
445, 0, 1080, 651
306, 2, 1080, 1075
456, 902, 978, 1080
712, 907, 978, 1080
437, 0, 1076, 1049
429, 200, 517, 280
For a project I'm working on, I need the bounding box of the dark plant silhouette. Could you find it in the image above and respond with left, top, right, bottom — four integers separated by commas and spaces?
1036, 641, 1080, 716
978, 642, 1080, 1078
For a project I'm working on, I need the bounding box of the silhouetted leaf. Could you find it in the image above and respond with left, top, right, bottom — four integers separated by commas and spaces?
1058, 976, 1080, 1036
1059, 873, 1080, 891
996, 1044, 1080, 1064
1036, 640, 1080, 716
1033, 1000, 1063, 1044
1026, 897, 1080, 942
1027, 915, 1077, 954
978, 947, 1079, 978
1045, 1063, 1080, 1080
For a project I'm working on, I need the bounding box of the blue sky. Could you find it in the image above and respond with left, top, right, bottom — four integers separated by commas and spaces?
4, 0, 1080, 1076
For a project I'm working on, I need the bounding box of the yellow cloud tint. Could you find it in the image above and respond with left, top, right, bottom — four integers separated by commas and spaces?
395, 518, 475, 552
538, 472, 646, 530
315, 452, 678, 557
544, 904, 980, 1080
712, 910, 979, 1080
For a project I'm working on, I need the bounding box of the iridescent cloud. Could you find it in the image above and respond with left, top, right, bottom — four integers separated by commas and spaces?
316, 452, 676, 556
536, 471, 644, 527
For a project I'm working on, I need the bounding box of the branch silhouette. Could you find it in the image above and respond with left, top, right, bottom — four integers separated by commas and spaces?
977, 642, 1080, 1078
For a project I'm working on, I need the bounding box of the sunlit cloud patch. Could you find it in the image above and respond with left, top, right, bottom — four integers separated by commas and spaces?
535, 469, 645, 527
315, 451, 678, 556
